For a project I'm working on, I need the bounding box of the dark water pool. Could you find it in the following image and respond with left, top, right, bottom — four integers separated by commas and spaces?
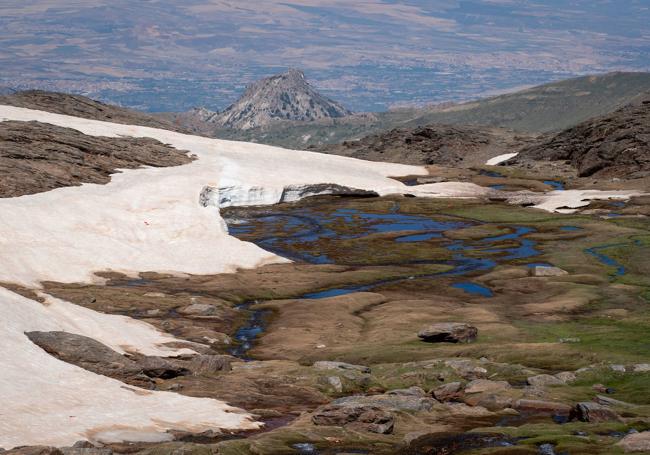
480, 169, 505, 178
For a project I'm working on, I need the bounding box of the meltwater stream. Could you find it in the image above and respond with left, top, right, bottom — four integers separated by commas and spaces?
224, 205, 544, 358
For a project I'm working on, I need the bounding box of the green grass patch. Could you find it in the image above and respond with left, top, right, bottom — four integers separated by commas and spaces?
519, 318, 650, 366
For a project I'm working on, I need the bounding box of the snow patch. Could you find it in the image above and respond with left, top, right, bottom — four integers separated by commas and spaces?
0, 287, 260, 448
486, 152, 518, 165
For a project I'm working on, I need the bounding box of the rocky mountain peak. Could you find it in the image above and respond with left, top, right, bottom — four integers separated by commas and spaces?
210, 69, 351, 130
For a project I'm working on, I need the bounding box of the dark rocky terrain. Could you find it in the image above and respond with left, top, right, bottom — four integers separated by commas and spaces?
170, 69, 351, 132
0, 121, 192, 197
0, 91, 184, 132
319, 124, 536, 167
516, 94, 650, 178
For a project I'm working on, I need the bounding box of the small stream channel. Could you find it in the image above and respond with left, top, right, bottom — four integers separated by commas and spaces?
224, 203, 545, 358
225, 201, 639, 359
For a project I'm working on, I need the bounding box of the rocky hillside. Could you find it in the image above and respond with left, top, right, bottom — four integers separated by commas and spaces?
319, 124, 536, 167
0, 121, 192, 197
516, 94, 650, 178
173, 69, 351, 131
0, 90, 184, 131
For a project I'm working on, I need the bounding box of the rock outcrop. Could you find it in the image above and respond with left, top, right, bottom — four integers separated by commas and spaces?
312, 403, 394, 434
25, 331, 191, 388
320, 124, 533, 167
418, 323, 478, 343
516, 94, 650, 178
0, 121, 192, 197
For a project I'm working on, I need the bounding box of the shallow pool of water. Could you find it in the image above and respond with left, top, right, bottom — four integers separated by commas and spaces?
544, 180, 565, 191
452, 282, 493, 297
224, 204, 543, 356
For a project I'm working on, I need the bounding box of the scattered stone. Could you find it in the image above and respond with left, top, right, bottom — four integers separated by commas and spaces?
322, 376, 343, 393
188, 355, 236, 375
559, 337, 581, 343
464, 379, 511, 394
418, 322, 478, 343
386, 386, 426, 397
554, 371, 577, 383
527, 374, 565, 387
514, 399, 572, 416
445, 402, 494, 417
312, 404, 394, 434
313, 361, 371, 374
570, 402, 622, 422
432, 382, 463, 401
592, 384, 617, 394
530, 266, 569, 277
4, 448, 63, 455
538, 443, 557, 455
333, 393, 436, 412
143, 292, 167, 298
633, 364, 650, 372
610, 364, 626, 373
617, 431, 650, 452
594, 395, 635, 408
444, 359, 488, 380
177, 302, 224, 317
61, 445, 112, 455
463, 393, 514, 411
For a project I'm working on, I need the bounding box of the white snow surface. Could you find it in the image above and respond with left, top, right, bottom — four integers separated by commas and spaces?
486, 152, 518, 165
0, 105, 428, 287
0, 287, 259, 448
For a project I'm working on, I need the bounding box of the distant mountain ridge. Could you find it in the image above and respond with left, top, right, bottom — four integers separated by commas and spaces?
213, 72, 650, 149
173, 69, 351, 131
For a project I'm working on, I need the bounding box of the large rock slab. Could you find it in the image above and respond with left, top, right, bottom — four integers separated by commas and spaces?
432, 382, 463, 402
417, 323, 478, 343
530, 266, 569, 277
570, 402, 622, 422
333, 393, 436, 412
313, 361, 371, 374
513, 399, 572, 417
618, 431, 650, 452
312, 403, 394, 434
527, 374, 565, 387
464, 379, 510, 394
25, 331, 189, 386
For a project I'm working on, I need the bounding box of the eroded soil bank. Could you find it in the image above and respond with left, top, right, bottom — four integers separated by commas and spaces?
15, 188, 650, 455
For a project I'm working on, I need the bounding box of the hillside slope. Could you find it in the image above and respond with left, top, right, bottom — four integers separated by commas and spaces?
319, 124, 536, 167
516, 94, 650, 178
0, 90, 184, 131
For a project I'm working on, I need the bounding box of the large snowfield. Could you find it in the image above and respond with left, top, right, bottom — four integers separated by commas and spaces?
0, 105, 642, 447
